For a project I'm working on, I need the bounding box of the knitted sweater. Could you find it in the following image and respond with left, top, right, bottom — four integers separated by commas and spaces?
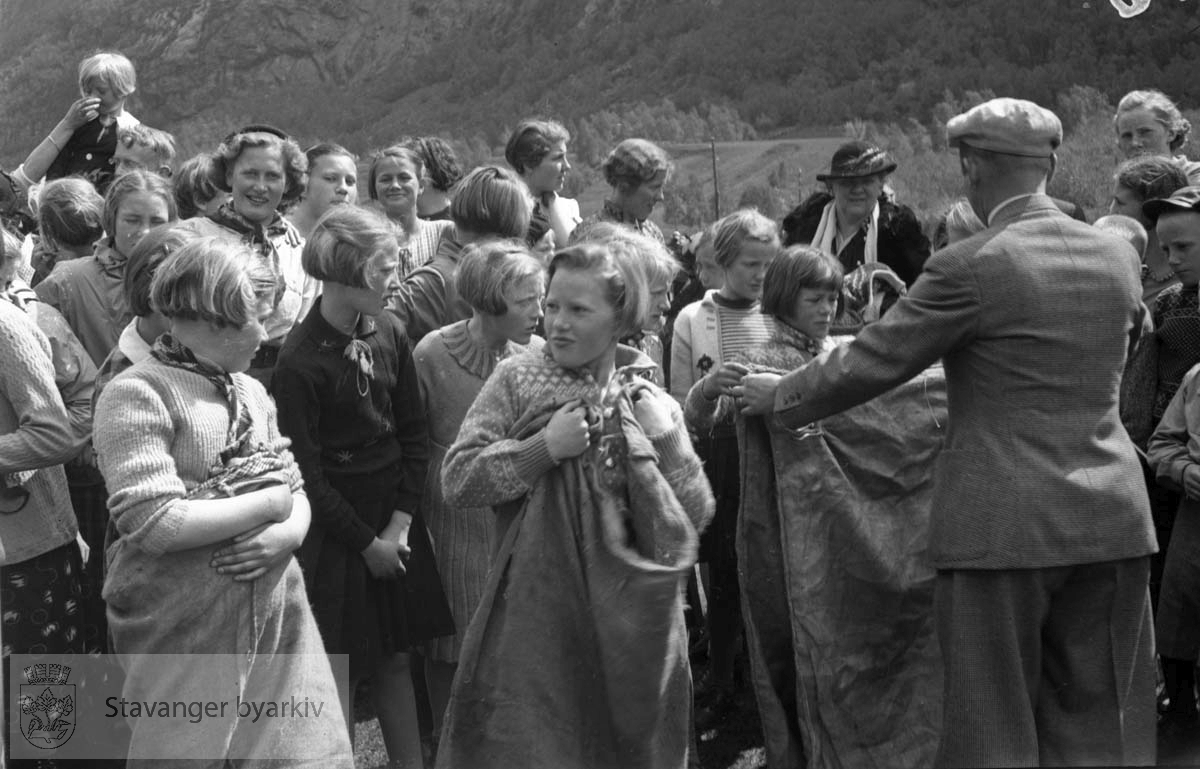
412, 319, 543, 661
94, 358, 304, 557
442, 346, 711, 522
0, 300, 77, 565
669, 290, 774, 404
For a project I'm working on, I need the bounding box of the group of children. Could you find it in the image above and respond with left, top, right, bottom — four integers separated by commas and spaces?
8, 48, 1200, 768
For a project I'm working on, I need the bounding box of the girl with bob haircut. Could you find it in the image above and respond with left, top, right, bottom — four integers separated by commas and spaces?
437, 241, 713, 769
671, 208, 778, 728
179, 129, 316, 384
367, 145, 453, 277
505, 119, 581, 249
577, 138, 673, 244
412, 238, 546, 739
36, 169, 177, 366
93, 236, 351, 763
274, 204, 451, 767
390, 165, 533, 344
288, 143, 359, 239
173, 153, 225, 219
1115, 89, 1200, 184
33, 176, 105, 283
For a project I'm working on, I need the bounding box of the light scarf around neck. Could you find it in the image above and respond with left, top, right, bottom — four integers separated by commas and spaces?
810, 199, 879, 265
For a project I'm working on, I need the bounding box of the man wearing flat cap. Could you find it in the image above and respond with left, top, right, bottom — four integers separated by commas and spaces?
736, 98, 1156, 766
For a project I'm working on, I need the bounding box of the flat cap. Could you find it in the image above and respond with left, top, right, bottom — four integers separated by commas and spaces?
947, 98, 1062, 158
1143, 185, 1200, 222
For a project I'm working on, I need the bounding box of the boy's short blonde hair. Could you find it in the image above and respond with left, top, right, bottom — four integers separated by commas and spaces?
457, 239, 545, 316
302, 205, 397, 289
151, 236, 281, 329
117, 126, 178, 172
78, 51, 136, 98
712, 208, 779, 268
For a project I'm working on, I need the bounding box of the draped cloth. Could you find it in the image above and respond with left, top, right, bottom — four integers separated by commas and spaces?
436, 379, 701, 769
737, 350, 947, 769
810, 199, 880, 266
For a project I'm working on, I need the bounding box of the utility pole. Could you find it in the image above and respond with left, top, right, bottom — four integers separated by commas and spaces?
710, 138, 720, 220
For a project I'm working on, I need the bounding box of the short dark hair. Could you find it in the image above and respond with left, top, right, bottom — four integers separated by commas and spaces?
1114, 155, 1190, 204
504, 120, 569, 175
761, 245, 843, 321
405, 136, 463, 192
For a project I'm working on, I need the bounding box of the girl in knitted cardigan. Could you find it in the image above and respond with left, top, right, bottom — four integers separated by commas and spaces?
93, 237, 350, 765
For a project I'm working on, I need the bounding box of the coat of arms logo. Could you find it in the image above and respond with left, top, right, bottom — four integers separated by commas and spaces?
19, 663, 75, 749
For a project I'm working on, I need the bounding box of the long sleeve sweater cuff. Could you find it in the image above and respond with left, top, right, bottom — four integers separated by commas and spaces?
138, 501, 189, 557
515, 431, 559, 485
650, 425, 692, 469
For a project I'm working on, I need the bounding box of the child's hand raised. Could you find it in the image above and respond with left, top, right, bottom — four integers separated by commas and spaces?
62, 96, 101, 130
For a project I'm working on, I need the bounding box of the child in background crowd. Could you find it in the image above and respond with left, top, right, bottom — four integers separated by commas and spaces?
273, 205, 451, 769
368, 146, 454, 278
31, 176, 105, 286
288, 143, 359, 239
112, 125, 177, 179
671, 208, 778, 727
36, 169, 176, 366
35, 52, 141, 192
93, 223, 197, 402
406, 136, 463, 221
172, 153, 226, 220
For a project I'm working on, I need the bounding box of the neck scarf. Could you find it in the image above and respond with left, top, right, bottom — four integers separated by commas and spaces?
209, 203, 300, 265
810, 199, 879, 265
772, 318, 825, 359
151, 333, 292, 494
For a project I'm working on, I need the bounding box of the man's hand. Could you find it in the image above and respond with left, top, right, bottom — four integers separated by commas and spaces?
732, 372, 783, 416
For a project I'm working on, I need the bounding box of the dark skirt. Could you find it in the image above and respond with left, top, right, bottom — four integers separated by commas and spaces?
1157, 496, 1200, 659
697, 430, 741, 567
298, 469, 454, 681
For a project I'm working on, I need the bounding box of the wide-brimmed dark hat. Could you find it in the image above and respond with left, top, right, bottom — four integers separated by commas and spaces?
816, 141, 897, 181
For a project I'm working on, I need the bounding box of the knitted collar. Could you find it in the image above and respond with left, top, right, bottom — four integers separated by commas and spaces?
771, 318, 825, 359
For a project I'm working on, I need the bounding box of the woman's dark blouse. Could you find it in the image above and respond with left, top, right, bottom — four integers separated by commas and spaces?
273, 298, 430, 553
781, 192, 931, 286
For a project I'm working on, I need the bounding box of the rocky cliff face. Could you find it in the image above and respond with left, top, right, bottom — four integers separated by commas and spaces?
0, 0, 688, 161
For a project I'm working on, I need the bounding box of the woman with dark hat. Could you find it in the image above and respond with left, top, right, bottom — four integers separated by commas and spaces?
781, 140, 930, 286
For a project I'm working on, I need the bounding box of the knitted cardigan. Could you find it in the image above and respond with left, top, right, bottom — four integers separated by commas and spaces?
668, 290, 774, 404
0, 300, 77, 565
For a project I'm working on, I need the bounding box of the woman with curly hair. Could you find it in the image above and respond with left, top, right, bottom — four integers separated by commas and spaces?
1115, 89, 1200, 185
576, 138, 673, 244
406, 136, 464, 222
179, 128, 318, 384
